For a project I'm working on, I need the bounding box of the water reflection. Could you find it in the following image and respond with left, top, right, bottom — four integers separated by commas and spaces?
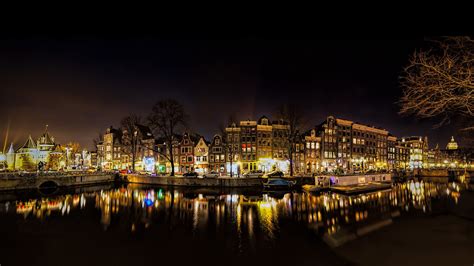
3, 181, 465, 247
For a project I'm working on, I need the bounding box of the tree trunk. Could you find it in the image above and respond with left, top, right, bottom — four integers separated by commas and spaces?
132, 151, 136, 172
169, 143, 175, 176
132, 136, 136, 173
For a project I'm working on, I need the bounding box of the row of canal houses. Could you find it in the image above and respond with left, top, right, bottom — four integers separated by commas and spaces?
95, 115, 474, 175
96, 125, 229, 174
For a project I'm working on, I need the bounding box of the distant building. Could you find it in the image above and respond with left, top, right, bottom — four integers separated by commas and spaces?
446, 136, 458, 150
440, 136, 473, 168
397, 136, 428, 169
1, 126, 66, 172
100, 126, 123, 170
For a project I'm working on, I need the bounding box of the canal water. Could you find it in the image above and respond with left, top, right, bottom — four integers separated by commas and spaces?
0, 182, 472, 266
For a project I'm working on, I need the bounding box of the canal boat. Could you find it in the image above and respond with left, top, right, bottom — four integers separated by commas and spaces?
302, 176, 332, 193
302, 184, 329, 193
263, 178, 296, 189
330, 182, 392, 195
319, 173, 392, 186
262, 170, 284, 179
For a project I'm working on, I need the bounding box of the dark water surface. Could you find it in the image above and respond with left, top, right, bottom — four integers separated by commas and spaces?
0, 181, 472, 266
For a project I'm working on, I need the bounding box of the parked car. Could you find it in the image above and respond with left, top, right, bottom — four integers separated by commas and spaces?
203, 171, 219, 178
183, 172, 198, 178
263, 178, 296, 189
243, 170, 263, 178
262, 171, 284, 178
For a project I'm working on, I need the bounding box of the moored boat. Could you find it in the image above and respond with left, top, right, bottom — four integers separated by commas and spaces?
302, 184, 329, 193
330, 182, 392, 195
263, 178, 296, 190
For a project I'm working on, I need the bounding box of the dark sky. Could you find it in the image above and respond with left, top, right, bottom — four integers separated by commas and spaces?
0, 37, 460, 150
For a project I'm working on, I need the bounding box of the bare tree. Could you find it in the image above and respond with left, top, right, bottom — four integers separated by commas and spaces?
399, 37, 474, 131
277, 103, 305, 177
148, 99, 187, 176
120, 114, 142, 172
92, 132, 103, 150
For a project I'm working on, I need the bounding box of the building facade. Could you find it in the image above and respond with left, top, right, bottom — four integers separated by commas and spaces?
225, 122, 241, 175
178, 132, 195, 173
240, 120, 258, 172
194, 137, 209, 174
304, 129, 321, 174
208, 134, 226, 173
314, 116, 389, 173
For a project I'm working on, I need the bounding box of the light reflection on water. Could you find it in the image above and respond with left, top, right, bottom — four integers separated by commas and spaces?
2, 181, 465, 246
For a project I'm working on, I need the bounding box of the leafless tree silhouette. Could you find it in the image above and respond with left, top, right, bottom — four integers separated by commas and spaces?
399, 37, 474, 133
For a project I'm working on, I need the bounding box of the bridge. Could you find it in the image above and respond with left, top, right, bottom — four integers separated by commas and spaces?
0, 172, 115, 191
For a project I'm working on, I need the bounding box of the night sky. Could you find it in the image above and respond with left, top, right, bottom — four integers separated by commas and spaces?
0, 37, 460, 150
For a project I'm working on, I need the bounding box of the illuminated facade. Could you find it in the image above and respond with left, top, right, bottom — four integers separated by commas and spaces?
98, 125, 155, 172
256, 117, 272, 157
194, 137, 209, 174
315, 116, 389, 172
240, 120, 258, 172
100, 127, 123, 170
93, 116, 473, 175
292, 130, 305, 174
155, 137, 180, 174
395, 140, 410, 170
387, 135, 397, 170
12, 127, 66, 171
271, 119, 290, 165
178, 132, 195, 173
438, 136, 474, 169
209, 134, 226, 173
223, 117, 292, 174
304, 129, 321, 174
446, 136, 458, 150
225, 123, 241, 175
398, 136, 428, 169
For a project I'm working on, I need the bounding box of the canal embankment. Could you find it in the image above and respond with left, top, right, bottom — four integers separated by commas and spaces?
125, 174, 263, 187
124, 174, 317, 188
